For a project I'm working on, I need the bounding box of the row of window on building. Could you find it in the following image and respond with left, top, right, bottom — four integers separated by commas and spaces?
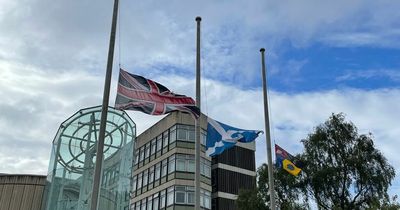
101, 163, 120, 186
131, 185, 211, 210
133, 154, 211, 194
134, 125, 206, 167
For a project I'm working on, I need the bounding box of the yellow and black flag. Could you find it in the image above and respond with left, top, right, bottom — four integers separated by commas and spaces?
275, 144, 303, 176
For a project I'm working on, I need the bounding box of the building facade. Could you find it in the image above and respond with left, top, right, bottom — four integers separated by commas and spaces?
130, 112, 256, 210
130, 112, 211, 210
211, 144, 256, 210
0, 174, 46, 210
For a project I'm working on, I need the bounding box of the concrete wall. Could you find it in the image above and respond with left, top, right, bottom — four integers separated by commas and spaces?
0, 174, 46, 210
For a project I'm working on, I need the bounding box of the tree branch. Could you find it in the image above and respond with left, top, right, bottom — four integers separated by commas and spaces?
351, 184, 365, 205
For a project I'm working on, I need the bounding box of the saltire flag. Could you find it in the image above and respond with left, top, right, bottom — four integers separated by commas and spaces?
115, 69, 200, 118
206, 117, 262, 156
275, 144, 303, 176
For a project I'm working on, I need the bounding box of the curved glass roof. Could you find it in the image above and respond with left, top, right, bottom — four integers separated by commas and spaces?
53, 106, 135, 174
44, 105, 136, 210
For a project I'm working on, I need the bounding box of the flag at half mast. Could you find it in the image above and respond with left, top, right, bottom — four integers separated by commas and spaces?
115, 69, 200, 117
206, 117, 262, 156
275, 144, 303, 176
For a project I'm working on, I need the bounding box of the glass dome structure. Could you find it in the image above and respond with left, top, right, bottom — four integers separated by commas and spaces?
43, 106, 136, 210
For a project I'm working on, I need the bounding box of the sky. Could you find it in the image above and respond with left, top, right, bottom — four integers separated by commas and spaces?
1, 0, 400, 200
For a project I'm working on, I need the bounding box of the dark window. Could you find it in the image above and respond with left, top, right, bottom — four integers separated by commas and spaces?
213, 197, 236, 210
212, 146, 256, 171
212, 168, 256, 195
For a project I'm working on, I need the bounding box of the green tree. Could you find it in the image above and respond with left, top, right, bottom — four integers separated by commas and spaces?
237, 188, 268, 210
301, 113, 396, 210
237, 164, 308, 210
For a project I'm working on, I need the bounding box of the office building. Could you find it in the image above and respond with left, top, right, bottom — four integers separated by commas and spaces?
130, 112, 256, 210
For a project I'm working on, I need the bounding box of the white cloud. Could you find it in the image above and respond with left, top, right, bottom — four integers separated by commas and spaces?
337, 69, 400, 82
164, 77, 400, 197
0, 59, 399, 195
1, 0, 400, 88
0, 59, 104, 174
1, 0, 400, 201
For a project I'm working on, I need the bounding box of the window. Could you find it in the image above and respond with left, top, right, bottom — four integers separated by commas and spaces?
143, 169, 148, 188
148, 196, 153, 210
149, 166, 154, 184
139, 147, 144, 162
160, 190, 166, 208
137, 173, 142, 189
155, 163, 161, 181
134, 153, 139, 165
204, 190, 211, 209
187, 186, 195, 204
102, 171, 108, 185
161, 159, 167, 177
167, 187, 174, 206
174, 186, 196, 205
176, 154, 195, 173
145, 142, 150, 159
200, 190, 204, 208
201, 131, 206, 145
162, 131, 169, 148
175, 186, 186, 204
177, 129, 187, 140
188, 157, 195, 172
169, 126, 176, 144
135, 201, 140, 210
156, 136, 162, 152
141, 198, 146, 210
150, 139, 156, 155
201, 158, 211, 178
188, 130, 195, 141
168, 155, 175, 174
132, 175, 137, 192
176, 155, 186, 171
153, 193, 159, 210
200, 189, 211, 209
176, 125, 195, 142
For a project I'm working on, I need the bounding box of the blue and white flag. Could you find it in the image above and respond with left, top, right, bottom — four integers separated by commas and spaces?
206, 117, 263, 157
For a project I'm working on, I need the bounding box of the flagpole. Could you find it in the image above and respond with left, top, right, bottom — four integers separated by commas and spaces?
91, 0, 119, 209
260, 48, 276, 210
195, 16, 202, 210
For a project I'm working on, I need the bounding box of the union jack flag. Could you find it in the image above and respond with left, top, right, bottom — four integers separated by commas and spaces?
115, 69, 200, 118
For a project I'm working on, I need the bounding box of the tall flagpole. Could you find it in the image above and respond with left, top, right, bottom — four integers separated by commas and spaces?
195, 16, 202, 210
260, 48, 276, 210
91, 0, 119, 209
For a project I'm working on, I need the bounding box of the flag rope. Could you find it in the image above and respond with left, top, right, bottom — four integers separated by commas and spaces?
117, 0, 122, 68
266, 70, 276, 163
203, 71, 209, 117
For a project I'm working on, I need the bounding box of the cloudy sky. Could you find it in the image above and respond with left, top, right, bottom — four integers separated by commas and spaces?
1, 0, 400, 197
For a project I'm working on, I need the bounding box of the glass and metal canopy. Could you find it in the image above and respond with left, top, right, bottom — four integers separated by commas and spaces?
43, 106, 136, 210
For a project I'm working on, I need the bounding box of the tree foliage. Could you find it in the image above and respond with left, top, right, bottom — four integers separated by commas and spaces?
301, 113, 395, 209
237, 188, 268, 210
237, 164, 308, 210
237, 113, 396, 210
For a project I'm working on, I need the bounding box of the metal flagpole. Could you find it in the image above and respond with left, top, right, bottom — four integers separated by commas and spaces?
91, 0, 119, 209
195, 16, 202, 210
260, 48, 276, 210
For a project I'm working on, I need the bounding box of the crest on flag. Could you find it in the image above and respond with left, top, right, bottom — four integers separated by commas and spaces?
115, 69, 200, 117
275, 144, 303, 176
206, 117, 262, 156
